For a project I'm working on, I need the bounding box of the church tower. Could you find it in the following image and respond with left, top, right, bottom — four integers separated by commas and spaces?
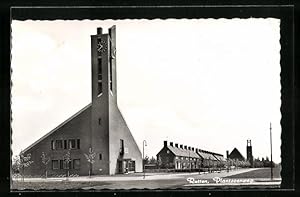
90, 26, 142, 175
246, 139, 254, 167
90, 26, 117, 174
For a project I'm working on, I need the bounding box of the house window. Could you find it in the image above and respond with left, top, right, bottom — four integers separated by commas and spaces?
69, 139, 76, 149
52, 160, 59, 170
55, 140, 63, 149
166, 150, 170, 154
99, 153, 102, 160
77, 139, 80, 149
73, 159, 80, 170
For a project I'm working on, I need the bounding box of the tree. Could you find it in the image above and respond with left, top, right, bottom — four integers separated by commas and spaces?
12, 155, 21, 174
19, 152, 34, 182
253, 157, 263, 168
84, 148, 96, 177
41, 152, 50, 178
63, 150, 72, 180
143, 155, 149, 165
149, 156, 157, 164
157, 155, 162, 169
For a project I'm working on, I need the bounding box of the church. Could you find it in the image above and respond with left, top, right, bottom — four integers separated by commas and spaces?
21, 26, 143, 176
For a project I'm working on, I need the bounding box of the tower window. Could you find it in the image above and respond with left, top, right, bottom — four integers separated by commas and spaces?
108, 32, 114, 93
120, 139, 124, 155
109, 62, 113, 92
99, 153, 102, 160
98, 118, 101, 125
97, 56, 102, 96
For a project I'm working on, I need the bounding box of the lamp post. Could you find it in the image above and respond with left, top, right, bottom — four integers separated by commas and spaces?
270, 122, 273, 180
143, 140, 147, 179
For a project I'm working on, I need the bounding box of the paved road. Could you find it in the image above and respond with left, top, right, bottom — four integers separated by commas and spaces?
78, 168, 272, 189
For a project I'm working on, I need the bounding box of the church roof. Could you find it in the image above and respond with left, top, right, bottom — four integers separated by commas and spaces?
22, 104, 92, 154
228, 147, 245, 161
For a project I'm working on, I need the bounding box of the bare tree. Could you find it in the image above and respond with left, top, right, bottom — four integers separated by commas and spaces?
41, 152, 50, 178
157, 155, 162, 169
84, 148, 96, 177
19, 151, 34, 182
63, 150, 72, 180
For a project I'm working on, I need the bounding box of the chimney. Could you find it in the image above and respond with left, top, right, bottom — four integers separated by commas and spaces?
192, 147, 194, 151
164, 141, 167, 147
175, 143, 178, 148
184, 145, 187, 150
226, 150, 229, 158
188, 146, 191, 150
97, 27, 103, 34
170, 142, 173, 147
196, 148, 198, 153
180, 144, 183, 149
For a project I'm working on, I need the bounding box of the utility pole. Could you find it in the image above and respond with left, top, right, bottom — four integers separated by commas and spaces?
270, 122, 273, 180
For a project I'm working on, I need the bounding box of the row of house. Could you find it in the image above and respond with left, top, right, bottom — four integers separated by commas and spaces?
156, 141, 226, 170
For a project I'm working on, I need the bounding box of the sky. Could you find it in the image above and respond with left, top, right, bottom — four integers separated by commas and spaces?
11, 19, 281, 163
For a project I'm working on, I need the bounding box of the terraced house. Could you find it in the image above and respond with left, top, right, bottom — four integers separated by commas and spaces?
21, 26, 142, 176
157, 141, 226, 171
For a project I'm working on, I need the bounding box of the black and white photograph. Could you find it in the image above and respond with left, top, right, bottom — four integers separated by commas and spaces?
11, 18, 283, 190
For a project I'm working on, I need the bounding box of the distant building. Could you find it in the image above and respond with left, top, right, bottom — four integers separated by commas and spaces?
246, 139, 254, 167
226, 139, 254, 166
21, 26, 142, 176
226, 148, 245, 161
156, 141, 225, 170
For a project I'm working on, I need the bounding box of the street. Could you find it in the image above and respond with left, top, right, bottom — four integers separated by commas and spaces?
12, 168, 281, 190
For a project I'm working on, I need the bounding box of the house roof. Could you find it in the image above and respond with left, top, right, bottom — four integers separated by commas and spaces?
197, 151, 218, 160
167, 146, 201, 159
213, 154, 226, 161
22, 104, 92, 154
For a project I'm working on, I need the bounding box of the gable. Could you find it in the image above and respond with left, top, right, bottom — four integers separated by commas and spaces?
229, 148, 245, 160
23, 104, 92, 154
